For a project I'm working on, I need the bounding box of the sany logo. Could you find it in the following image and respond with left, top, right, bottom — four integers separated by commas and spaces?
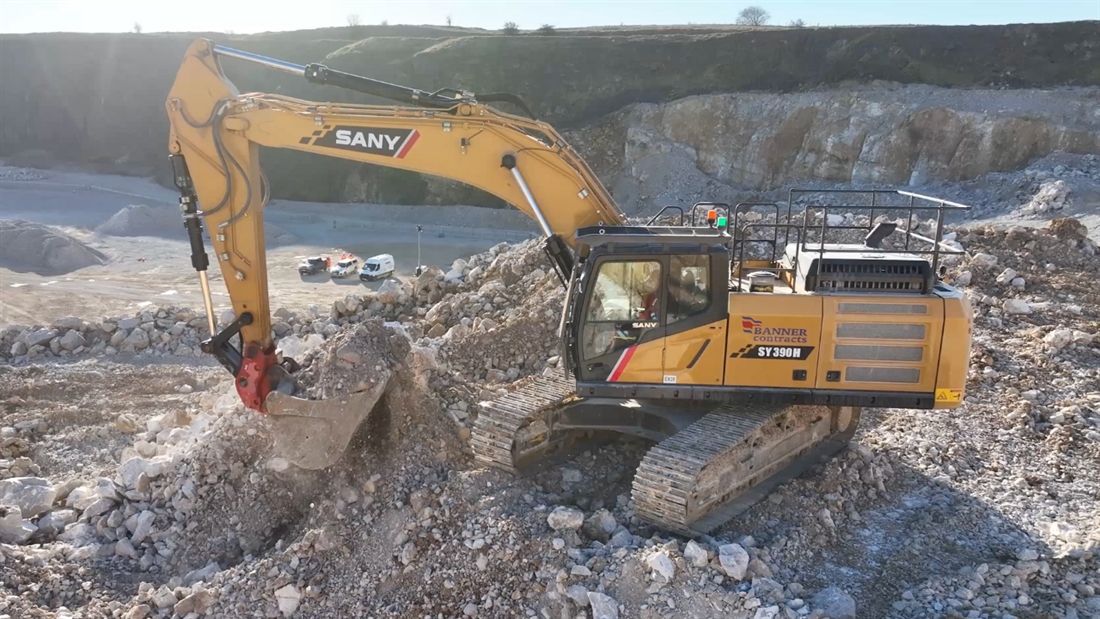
741, 316, 762, 334
308, 126, 420, 158
335, 130, 403, 150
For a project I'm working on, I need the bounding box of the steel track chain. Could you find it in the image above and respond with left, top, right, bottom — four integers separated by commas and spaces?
470, 375, 575, 474
632, 403, 858, 535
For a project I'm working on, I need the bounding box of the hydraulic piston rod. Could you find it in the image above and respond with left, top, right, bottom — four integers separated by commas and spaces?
169, 154, 217, 336
212, 44, 462, 109
500, 153, 574, 284
212, 45, 306, 76
501, 155, 552, 237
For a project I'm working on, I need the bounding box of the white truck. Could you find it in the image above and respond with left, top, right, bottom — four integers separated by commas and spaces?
359, 254, 395, 281
329, 257, 359, 278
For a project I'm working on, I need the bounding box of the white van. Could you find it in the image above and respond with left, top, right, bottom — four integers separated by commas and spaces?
359, 254, 395, 281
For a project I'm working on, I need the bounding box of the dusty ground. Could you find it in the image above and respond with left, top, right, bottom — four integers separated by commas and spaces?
0, 167, 534, 328
0, 359, 223, 481
1, 165, 1098, 619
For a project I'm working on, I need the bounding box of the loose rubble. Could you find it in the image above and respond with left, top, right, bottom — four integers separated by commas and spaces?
1, 215, 1097, 619
0, 165, 49, 181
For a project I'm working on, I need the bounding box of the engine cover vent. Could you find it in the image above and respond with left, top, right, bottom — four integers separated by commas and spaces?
785, 244, 933, 294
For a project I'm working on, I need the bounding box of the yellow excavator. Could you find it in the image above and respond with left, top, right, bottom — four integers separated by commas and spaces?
166, 39, 972, 534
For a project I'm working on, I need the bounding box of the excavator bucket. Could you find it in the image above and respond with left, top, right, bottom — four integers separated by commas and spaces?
262, 378, 387, 470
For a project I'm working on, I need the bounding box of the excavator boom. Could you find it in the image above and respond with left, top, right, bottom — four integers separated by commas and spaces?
165, 39, 623, 425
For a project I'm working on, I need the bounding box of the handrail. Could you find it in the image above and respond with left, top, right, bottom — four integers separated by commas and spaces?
735, 223, 803, 291
731, 202, 781, 263
641, 189, 972, 293
787, 188, 971, 285
895, 190, 972, 210
646, 205, 686, 226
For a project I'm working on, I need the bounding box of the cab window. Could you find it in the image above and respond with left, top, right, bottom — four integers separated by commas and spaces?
667, 255, 709, 324
582, 261, 661, 360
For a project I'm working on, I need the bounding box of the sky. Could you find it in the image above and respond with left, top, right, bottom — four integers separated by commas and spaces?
0, 0, 1097, 33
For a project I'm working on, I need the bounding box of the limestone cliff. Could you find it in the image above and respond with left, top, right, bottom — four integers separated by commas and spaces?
599, 85, 1100, 212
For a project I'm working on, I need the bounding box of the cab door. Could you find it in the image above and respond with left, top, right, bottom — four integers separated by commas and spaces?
662, 252, 728, 385
575, 257, 666, 385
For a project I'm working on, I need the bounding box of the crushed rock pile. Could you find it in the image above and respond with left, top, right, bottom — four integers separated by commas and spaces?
1017, 179, 1070, 216
2, 308, 215, 363
0, 382, 319, 617
421, 241, 563, 419
317, 238, 564, 430
290, 321, 411, 400
1001, 153, 1100, 220
910, 151, 1100, 222
94, 204, 298, 246
0, 361, 222, 484
0, 220, 107, 275
95, 205, 181, 237
867, 218, 1100, 618
2, 218, 1099, 619
0, 166, 49, 181
0, 368, 877, 619
946, 218, 1100, 466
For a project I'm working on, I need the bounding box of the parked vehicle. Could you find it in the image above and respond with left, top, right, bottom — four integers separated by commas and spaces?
297, 256, 328, 275
359, 254, 395, 281
330, 257, 359, 278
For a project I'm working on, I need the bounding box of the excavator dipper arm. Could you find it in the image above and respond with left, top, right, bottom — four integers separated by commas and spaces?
165, 39, 622, 432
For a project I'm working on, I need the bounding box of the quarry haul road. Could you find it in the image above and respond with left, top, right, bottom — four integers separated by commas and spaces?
0, 169, 532, 327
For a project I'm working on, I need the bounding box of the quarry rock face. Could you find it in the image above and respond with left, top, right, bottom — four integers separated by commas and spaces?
1, 22, 1097, 206
610, 88, 1100, 208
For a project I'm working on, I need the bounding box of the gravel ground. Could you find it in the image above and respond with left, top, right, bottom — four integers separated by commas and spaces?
1, 214, 1098, 619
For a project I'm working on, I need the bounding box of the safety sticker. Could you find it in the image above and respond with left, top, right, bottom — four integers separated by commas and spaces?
935, 388, 962, 403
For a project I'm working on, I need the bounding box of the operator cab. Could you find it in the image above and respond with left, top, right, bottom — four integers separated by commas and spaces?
564, 226, 728, 388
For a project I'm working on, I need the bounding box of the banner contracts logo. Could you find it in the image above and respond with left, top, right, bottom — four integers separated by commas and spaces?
740, 316, 809, 344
